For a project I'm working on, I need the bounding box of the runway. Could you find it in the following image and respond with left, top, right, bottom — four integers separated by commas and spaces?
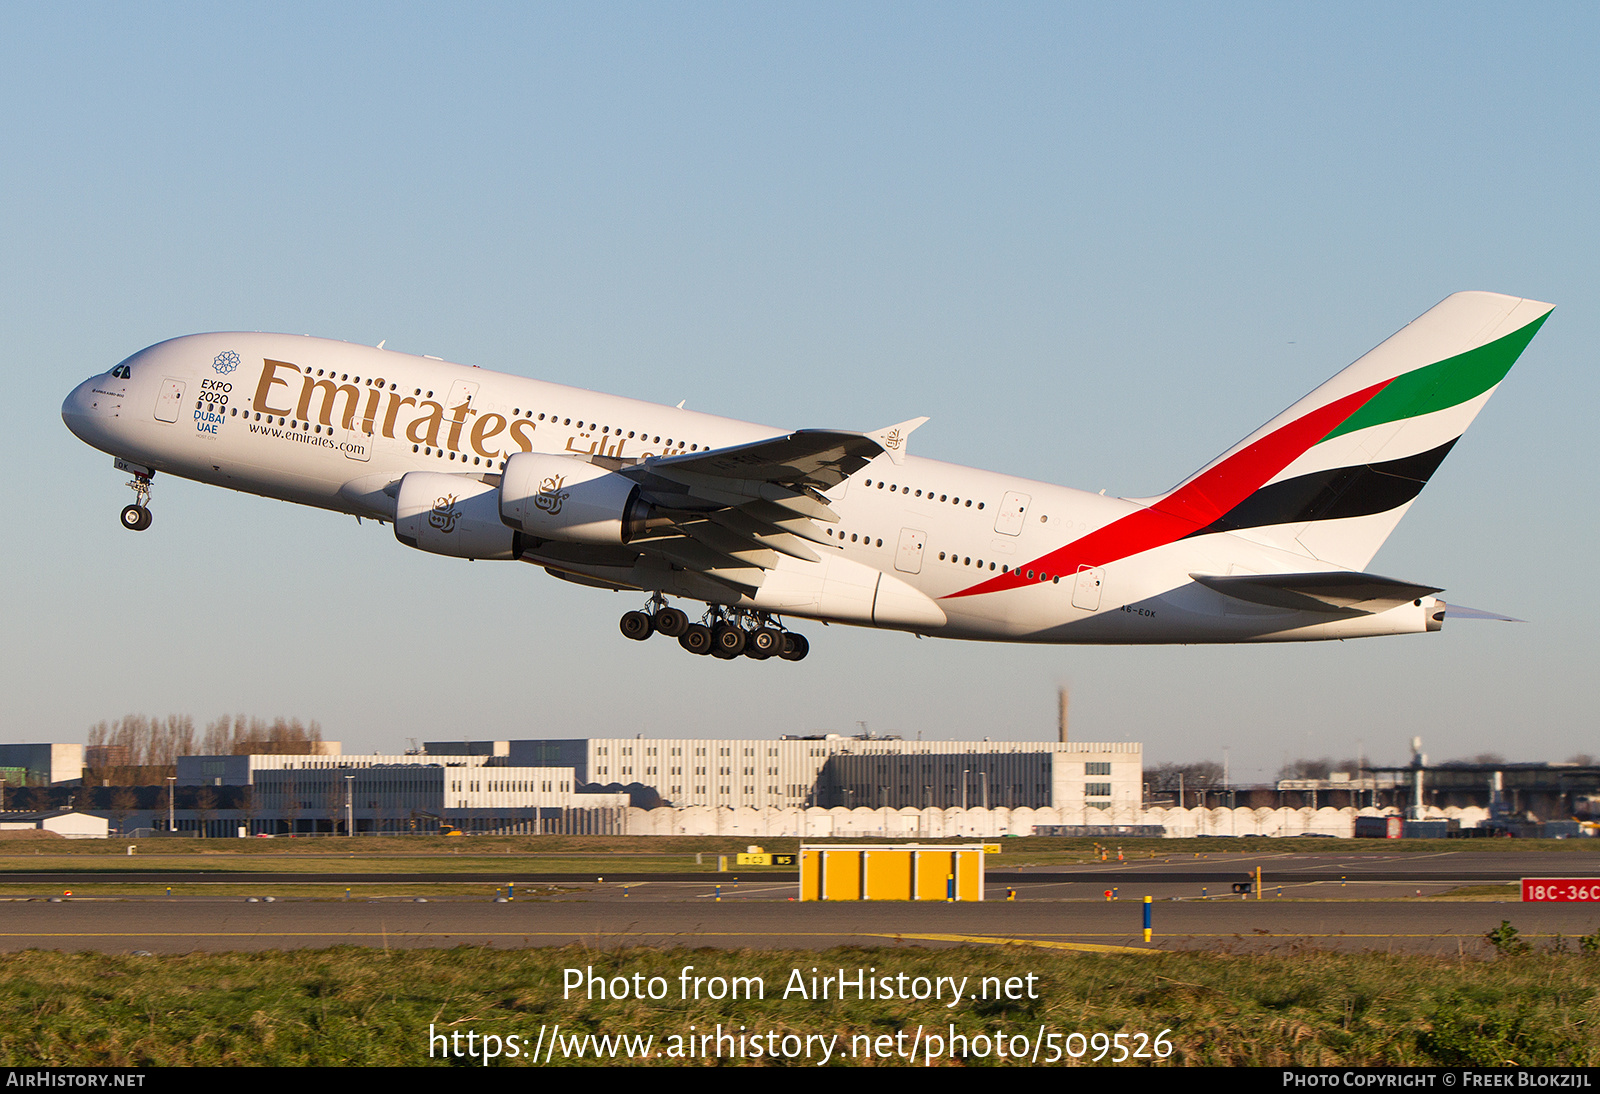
0, 849, 1589, 898
2, 886, 1595, 956
0, 849, 1592, 955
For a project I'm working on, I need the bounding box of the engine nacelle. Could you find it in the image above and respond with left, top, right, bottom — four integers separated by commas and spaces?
394, 472, 522, 560
500, 452, 653, 544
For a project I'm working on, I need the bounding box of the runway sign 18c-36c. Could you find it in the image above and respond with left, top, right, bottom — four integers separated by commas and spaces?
1522, 878, 1600, 902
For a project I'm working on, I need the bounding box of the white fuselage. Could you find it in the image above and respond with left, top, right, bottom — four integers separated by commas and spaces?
62, 332, 1439, 645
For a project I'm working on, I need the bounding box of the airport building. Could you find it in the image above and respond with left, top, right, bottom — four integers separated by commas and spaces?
34, 728, 1599, 838
169, 751, 629, 834
31, 737, 1136, 836
426, 736, 1144, 813
0, 743, 85, 788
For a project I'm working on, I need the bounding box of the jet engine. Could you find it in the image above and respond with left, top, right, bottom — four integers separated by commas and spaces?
499, 452, 656, 544
394, 472, 522, 560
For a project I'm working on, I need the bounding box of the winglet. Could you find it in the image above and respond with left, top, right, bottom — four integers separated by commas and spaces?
869, 417, 930, 465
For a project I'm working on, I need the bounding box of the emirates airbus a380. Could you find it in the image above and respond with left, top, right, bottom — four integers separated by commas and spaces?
62, 292, 1550, 662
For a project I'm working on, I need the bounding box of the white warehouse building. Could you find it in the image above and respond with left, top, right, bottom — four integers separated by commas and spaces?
426, 737, 1143, 814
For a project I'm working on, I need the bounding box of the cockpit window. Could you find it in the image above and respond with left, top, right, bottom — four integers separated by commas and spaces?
110, 364, 131, 379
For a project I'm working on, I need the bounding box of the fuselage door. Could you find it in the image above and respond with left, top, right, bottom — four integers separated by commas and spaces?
445, 380, 479, 420
1072, 565, 1104, 611
438, 379, 480, 461
341, 424, 373, 462
154, 378, 185, 423
894, 528, 927, 574
994, 491, 1031, 536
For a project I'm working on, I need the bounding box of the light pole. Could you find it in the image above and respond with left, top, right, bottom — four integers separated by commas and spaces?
166, 776, 176, 836
344, 775, 354, 837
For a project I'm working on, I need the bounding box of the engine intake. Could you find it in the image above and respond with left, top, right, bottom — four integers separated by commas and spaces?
394, 472, 522, 560
500, 452, 655, 544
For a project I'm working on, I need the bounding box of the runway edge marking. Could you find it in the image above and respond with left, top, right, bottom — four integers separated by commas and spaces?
889, 932, 1159, 955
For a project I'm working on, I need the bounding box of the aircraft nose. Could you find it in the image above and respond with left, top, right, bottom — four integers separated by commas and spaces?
61, 373, 120, 446
61, 378, 96, 438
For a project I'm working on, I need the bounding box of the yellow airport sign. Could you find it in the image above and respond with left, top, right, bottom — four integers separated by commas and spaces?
798, 844, 986, 901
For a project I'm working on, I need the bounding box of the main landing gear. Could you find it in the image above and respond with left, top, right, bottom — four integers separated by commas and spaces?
120, 471, 154, 532
618, 597, 809, 661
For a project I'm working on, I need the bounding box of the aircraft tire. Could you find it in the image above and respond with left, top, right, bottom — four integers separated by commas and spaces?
712, 623, 746, 657
653, 607, 690, 638
619, 611, 653, 641
121, 505, 151, 532
779, 633, 809, 661
678, 624, 713, 655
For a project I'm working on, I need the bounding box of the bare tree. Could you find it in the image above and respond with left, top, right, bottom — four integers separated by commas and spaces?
86, 714, 326, 788
281, 786, 302, 837
110, 788, 137, 835
323, 785, 345, 836
193, 787, 217, 838
237, 785, 259, 837
1278, 757, 1329, 780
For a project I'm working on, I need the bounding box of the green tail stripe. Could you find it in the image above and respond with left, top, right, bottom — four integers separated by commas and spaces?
1320, 310, 1550, 443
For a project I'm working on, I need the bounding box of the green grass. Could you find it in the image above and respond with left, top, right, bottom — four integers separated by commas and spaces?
1427, 885, 1523, 900
3, 833, 1593, 865
0, 884, 583, 899
1, 943, 1596, 1066
0, 853, 728, 876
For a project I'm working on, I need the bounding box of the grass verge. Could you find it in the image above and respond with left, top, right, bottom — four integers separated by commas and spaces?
1, 943, 1597, 1066
3, 834, 1595, 860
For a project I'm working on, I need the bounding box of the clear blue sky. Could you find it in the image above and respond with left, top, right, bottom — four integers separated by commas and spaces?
4, 4, 1595, 780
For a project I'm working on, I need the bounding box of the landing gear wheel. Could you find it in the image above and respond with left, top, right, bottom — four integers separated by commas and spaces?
779, 632, 809, 661
743, 639, 772, 660
749, 627, 782, 656
619, 611, 654, 641
678, 624, 713, 655
712, 623, 746, 657
653, 607, 690, 638
121, 505, 152, 532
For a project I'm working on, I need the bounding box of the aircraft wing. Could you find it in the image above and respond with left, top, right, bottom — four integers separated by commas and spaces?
606, 418, 929, 594
642, 417, 927, 492
1191, 571, 1443, 614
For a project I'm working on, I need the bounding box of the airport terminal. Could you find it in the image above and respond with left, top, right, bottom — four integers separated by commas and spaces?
0, 729, 1593, 840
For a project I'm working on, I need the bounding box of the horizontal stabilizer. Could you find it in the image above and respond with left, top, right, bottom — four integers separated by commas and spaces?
1191, 571, 1442, 614
1442, 603, 1524, 623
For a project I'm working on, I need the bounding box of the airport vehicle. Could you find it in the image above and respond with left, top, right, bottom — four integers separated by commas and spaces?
62, 291, 1550, 660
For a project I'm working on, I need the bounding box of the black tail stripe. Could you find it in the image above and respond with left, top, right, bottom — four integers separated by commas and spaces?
1184, 438, 1459, 538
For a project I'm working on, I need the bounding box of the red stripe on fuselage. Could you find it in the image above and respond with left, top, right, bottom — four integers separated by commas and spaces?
942, 379, 1390, 599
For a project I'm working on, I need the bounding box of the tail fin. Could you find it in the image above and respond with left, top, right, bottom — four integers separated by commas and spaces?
1145, 291, 1552, 569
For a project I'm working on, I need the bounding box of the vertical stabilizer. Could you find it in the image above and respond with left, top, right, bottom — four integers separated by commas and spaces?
1149, 292, 1552, 569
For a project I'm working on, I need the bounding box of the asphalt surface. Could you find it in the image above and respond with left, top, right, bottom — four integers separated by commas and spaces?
0, 891, 1595, 955
0, 849, 1595, 954
0, 849, 1589, 892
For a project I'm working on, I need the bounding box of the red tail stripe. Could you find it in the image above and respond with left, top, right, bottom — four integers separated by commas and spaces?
943, 379, 1391, 599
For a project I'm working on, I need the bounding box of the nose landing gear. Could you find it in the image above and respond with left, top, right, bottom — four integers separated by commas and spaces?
616, 598, 809, 661
120, 470, 154, 531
